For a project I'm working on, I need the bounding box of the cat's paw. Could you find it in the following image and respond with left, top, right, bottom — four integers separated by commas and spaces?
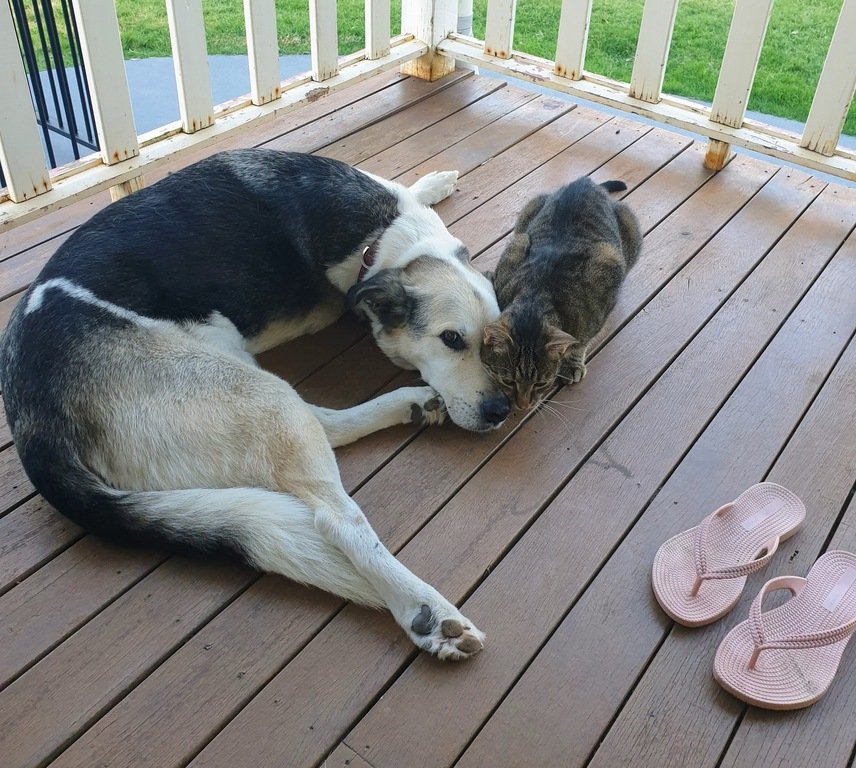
406, 602, 486, 661
409, 388, 447, 427
565, 361, 587, 384
409, 171, 459, 206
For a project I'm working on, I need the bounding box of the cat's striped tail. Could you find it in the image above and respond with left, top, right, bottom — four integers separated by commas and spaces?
600, 180, 627, 193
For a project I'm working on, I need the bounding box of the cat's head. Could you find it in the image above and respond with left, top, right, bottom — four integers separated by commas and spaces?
480, 309, 576, 411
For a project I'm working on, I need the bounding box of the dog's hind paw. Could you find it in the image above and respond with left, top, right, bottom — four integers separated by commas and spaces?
409, 170, 459, 206
409, 388, 447, 427
408, 603, 486, 661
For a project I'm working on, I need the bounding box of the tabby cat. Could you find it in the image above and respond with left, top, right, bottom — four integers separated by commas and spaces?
481, 176, 642, 410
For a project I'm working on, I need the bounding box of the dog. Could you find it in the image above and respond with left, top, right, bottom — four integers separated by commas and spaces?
0, 149, 511, 659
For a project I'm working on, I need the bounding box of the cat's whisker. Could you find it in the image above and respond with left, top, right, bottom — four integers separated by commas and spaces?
537, 400, 573, 432
543, 397, 587, 413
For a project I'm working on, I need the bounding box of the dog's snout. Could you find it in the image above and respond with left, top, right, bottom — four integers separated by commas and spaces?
481, 393, 511, 426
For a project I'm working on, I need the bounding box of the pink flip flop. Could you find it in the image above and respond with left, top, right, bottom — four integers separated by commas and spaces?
713, 551, 856, 709
652, 483, 805, 627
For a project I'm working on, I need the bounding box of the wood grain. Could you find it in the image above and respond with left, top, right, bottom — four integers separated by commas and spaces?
181, 147, 779, 768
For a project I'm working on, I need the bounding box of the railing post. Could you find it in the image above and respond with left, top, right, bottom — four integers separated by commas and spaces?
554, 0, 594, 80
366, 0, 392, 60
800, 0, 856, 157
704, 0, 774, 170
484, 0, 517, 59
71, 0, 141, 199
244, 0, 281, 104
629, 0, 679, 102
310, 0, 339, 81
165, 0, 214, 133
0, 0, 51, 201
401, 0, 456, 80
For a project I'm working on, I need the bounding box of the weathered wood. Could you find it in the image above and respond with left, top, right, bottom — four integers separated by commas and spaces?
801, 0, 856, 156
437, 37, 856, 182
181, 156, 776, 768
340, 171, 831, 768
432, 105, 612, 223
0, 70, 415, 259
720, 492, 856, 768
401, 0, 457, 80
0, 559, 251, 768
70, 0, 139, 165
0, 496, 80, 594
0, 539, 162, 688
0, 447, 35, 515
0, 40, 430, 232
244, 0, 281, 105
165, 0, 215, 133
315, 76, 507, 166
458, 179, 856, 768
704, 0, 774, 172
629, 0, 680, 102
710, 0, 774, 128
0, 0, 51, 202
324, 743, 375, 768
355, 85, 538, 179
554, 0, 593, 79
365, 0, 392, 60
484, 0, 517, 59
309, 0, 339, 81
582, 191, 856, 768
395, 95, 576, 187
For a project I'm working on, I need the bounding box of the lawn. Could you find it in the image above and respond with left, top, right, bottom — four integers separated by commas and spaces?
29, 0, 856, 135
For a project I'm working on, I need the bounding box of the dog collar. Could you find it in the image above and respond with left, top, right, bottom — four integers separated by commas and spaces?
357, 238, 380, 283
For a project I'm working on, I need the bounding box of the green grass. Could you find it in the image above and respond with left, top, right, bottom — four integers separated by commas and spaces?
483, 0, 855, 134
26, 0, 856, 135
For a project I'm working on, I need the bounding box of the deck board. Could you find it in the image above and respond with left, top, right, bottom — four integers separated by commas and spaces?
0, 70, 853, 768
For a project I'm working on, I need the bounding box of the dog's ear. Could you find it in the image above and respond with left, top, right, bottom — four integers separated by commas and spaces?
347, 269, 413, 329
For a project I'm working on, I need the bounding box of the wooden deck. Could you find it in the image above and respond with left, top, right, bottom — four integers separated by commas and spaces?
1, 69, 855, 768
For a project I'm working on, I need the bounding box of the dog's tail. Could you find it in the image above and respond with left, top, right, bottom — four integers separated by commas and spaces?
600, 180, 627, 194
22, 435, 316, 565
20, 440, 383, 604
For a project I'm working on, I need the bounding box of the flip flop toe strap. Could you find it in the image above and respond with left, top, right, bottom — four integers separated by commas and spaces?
691, 506, 780, 595
747, 576, 856, 669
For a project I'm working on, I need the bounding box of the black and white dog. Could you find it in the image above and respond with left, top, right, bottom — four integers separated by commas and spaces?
0, 149, 511, 659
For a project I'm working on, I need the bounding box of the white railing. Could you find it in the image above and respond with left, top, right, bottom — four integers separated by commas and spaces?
0, 0, 430, 230
0, 0, 854, 232
444, 0, 856, 179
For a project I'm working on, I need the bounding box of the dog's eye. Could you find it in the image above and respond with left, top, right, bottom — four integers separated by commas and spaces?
440, 330, 466, 351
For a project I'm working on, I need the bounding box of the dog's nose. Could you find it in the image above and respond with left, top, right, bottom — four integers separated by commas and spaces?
482, 393, 511, 426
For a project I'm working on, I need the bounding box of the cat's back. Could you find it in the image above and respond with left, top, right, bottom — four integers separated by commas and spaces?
530, 176, 619, 244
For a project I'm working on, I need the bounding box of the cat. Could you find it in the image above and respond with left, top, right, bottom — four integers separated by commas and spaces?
481, 176, 642, 411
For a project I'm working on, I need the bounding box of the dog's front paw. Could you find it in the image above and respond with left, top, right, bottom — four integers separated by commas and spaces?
408, 602, 486, 661
409, 388, 447, 427
410, 171, 459, 206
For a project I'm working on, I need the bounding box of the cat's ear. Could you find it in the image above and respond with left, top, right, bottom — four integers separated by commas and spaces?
545, 325, 577, 358
346, 269, 413, 328
483, 316, 512, 348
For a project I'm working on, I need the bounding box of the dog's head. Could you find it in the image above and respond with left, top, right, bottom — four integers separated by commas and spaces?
348, 246, 510, 432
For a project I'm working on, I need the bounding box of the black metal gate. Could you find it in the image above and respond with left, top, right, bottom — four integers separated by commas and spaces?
1, 0, 99, 188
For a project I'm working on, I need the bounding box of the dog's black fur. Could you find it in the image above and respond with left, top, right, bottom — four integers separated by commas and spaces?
35, 150, 400, 334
